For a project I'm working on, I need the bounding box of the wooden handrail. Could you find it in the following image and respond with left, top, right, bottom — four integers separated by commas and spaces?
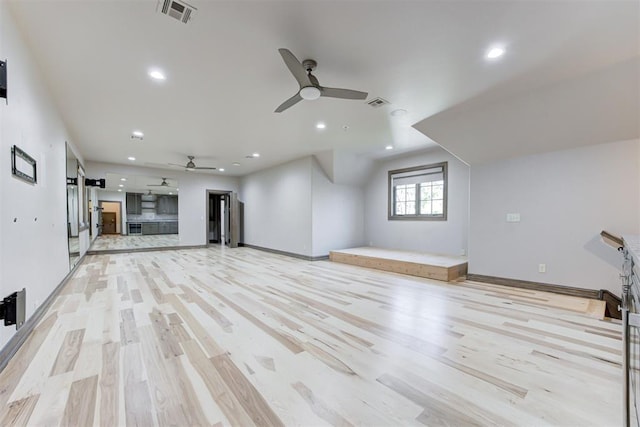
601, 230, 624, 248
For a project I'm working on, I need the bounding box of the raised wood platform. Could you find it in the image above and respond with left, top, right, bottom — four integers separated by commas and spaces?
329, 247, 468, 282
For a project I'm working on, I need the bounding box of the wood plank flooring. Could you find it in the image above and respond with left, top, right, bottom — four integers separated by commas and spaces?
330, 247, 468, 281
0, 246, 622, 426
90, 234, 180, 252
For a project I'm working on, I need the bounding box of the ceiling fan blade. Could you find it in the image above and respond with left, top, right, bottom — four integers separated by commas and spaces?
320, 87, 368, 100
278, 48, 311, 88
275, 93, 303, 113
168, 163, 186, 168
193, 167, 217, 170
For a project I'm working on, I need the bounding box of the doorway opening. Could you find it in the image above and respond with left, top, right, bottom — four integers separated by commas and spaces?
206, 190, 241, 248
99, 200, 123, 235
207, 191, 230, 245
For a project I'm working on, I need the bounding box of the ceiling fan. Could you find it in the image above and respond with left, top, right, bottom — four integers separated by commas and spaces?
275, 48, 368, 113
148, 177, 171, 187
169, 156, 216, 171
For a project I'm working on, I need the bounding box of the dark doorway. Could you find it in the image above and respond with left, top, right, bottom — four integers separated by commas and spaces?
208, 192, 229, 244
102, 212, 117, 234
206, 190, 240, 248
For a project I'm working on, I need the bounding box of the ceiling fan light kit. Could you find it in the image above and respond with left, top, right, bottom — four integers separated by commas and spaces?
300, 86, 321, 100
275, 48, 368, 112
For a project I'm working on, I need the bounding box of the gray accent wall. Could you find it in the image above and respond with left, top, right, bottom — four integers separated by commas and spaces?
364, 147, 470, 256
469, 138, 640, 294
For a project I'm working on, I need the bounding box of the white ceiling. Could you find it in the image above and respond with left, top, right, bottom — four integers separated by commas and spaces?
104, 173, 178, 195
9, 1, 639, 174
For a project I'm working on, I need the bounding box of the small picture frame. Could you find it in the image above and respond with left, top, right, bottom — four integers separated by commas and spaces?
11, 145, 37, 184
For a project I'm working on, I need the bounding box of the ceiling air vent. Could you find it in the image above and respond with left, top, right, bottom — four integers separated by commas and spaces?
159, 0, 196, 24
366, 97, 389, 108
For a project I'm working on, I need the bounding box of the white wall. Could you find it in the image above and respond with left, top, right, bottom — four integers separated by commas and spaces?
469, 139, 640, 294
240, 156, 367, 258
0, 3, 82, 346
311, 158, 365, 256
86, 162, 239, 246
240, 157, 313, 256
364, 147, 470, 256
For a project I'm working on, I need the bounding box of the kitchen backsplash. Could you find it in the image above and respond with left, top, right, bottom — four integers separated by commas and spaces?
128, 213, 179, 221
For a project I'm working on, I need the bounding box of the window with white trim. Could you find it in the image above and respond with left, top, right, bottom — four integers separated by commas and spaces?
388, 162, 447, 220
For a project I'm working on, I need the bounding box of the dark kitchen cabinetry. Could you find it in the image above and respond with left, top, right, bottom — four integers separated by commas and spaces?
126, 193, 142, 215
141, 222, 159, 235
159, 222, 178, 234
157, 195, 179, 215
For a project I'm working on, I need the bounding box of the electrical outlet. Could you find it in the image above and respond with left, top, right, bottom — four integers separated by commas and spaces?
538, 264, 546, 273
460, 248, 466, 256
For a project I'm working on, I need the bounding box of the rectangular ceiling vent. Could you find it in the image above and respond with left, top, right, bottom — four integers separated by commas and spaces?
366, 97, 389, 108
159, 0, 196, 24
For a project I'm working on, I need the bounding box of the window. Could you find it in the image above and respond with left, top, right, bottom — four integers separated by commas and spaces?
388, 162, 447, 220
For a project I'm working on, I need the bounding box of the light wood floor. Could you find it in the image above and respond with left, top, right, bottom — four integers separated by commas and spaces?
330, 247, 468, 282
90, 234, 180, 251
0, 246, 622, 426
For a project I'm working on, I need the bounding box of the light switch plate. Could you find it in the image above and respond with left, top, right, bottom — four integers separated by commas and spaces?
506, 213, 521, 222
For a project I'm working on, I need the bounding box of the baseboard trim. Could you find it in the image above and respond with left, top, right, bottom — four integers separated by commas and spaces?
241, 243, 329, 261
0, 253, 86, 373
87, 244, 207, 255
466, 274, 622, 319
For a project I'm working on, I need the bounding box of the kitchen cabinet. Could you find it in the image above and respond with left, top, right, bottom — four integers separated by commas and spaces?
126, 193, 142, 215
141, 222, 159, 235
157, 195, 179, 215
159, 221, 178, 234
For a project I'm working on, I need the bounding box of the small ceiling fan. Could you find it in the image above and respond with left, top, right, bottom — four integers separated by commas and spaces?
169, 156, 216, 171
148, 177, 171, 187
275, 48, 368, 113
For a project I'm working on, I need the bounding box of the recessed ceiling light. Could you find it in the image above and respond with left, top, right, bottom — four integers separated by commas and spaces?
119, 184, 124, 187
385, 145, 394, 150
252, 153, 260, 158
219, 168, 225, 172
117, 189, 122, 192
176, 188, 179, 191
486, 46, 505, 59
232, 162, 241, 166
169, 192, 173, 195
132, 130, 144, 139
316, 122, 326, 129
390, 109, 407, 117
120, 178, 127, 181
128, 156, 136, 161
148, 69, 166, 81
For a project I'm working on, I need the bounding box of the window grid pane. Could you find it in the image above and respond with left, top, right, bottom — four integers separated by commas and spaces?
390, 163, 446, 220
418, 181, 443, 215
